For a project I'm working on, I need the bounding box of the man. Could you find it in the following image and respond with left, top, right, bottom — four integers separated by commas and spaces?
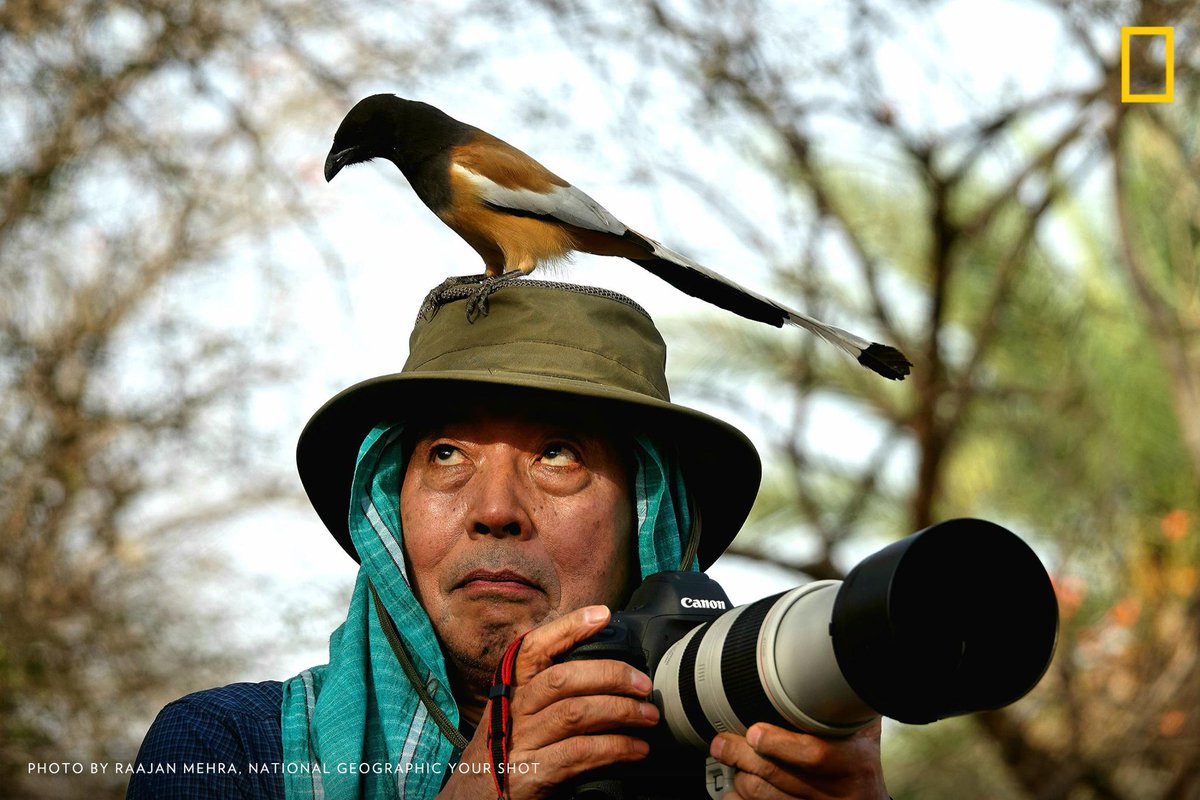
128, 279, 889, 799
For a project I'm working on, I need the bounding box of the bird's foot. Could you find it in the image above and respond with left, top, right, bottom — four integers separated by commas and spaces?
464, 271, 525, 323
418, 273, 490, 320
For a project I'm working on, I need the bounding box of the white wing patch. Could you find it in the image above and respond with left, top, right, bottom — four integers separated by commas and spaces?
450, 163, 627, 236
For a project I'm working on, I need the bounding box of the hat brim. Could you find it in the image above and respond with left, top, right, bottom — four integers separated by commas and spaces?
296, 370, 761, 570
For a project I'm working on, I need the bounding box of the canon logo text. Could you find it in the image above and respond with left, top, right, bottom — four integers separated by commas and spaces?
681, 597, 727, 610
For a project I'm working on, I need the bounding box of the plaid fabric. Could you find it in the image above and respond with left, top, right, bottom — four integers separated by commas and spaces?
125, 681, 285, 799
281, 425, 697, 800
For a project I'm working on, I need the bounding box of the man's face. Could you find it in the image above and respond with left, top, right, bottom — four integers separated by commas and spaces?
400, 405, 636, 690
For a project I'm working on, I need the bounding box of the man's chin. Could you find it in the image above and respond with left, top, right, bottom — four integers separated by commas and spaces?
447, 596, 554, 652
446, 617, 545, 690
450, 588, 553, 625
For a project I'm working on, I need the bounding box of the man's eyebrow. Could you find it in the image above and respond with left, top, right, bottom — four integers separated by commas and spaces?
407, 417, 468, 439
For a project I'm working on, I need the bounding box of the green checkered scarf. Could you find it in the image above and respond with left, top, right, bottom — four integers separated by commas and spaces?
281, 424, 696, 799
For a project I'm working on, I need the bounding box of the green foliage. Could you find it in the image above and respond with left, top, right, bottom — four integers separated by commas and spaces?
885, 718, 1026, 800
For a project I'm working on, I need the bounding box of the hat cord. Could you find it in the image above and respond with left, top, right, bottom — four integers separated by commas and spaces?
368, 579, 470, 750
677, 493, 702, 571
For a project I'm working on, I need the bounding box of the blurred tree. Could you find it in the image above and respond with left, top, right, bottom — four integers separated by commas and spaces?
507, 0, 1200, 797
0, 1, 472, 797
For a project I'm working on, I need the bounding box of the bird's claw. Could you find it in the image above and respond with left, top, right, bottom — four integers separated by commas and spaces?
418, 273, 489, 320
464, 271, 524, 323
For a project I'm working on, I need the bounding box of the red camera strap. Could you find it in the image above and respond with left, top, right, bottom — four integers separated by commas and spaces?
487, 632, 528, 799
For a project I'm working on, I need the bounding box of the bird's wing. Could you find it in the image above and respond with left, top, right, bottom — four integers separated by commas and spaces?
449, 136, 628, 236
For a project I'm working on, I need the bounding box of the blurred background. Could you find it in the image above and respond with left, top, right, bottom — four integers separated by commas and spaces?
2, 0, 1198, 797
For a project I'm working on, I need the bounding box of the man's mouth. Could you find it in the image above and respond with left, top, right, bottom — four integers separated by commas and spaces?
454, 568, 543, 597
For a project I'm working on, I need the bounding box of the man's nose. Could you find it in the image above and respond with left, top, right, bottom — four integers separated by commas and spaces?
467, 461, 533, 539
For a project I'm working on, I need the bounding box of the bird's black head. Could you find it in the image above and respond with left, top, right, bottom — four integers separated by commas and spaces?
324, 94, 470, 181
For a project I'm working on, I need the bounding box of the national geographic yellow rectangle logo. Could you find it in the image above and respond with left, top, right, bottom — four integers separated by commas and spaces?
1121, 26, 1174, 103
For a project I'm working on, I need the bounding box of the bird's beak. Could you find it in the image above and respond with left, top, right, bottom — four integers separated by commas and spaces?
324, 147, 357, 182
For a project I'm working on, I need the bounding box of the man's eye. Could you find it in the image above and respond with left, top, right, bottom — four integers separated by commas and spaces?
431, 444, 465, 465
540, 443, 580, 466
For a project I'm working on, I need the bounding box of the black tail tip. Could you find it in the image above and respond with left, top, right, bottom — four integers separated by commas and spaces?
858, 343, 912, 381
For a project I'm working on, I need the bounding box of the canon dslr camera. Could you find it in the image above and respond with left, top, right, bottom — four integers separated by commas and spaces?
561, 518, 1059, 800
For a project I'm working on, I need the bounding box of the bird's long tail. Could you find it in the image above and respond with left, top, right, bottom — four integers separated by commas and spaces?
627, 232, 912, 381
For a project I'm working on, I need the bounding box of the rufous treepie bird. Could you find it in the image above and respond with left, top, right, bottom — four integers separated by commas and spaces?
324, 94, 912, 380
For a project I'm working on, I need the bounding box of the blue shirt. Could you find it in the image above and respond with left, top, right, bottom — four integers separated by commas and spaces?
126, 681, 285, 800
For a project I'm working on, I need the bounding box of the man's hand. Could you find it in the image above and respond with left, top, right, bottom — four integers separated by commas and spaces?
438, 605, 657, 800
709, 720, 889, 800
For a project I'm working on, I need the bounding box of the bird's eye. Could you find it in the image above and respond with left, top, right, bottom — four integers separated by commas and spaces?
540, 443, 580, 467
431, 444, 465, 465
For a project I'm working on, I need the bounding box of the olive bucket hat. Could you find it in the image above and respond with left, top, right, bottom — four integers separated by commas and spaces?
296, 279, 762, 569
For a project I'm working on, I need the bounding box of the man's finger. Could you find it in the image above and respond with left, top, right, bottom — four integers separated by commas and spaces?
711, 733, 805, 796
517, 693, 658, 750
729, 768, 796, 800
514, 659, 652, 715
513, 604, 612, 680
712, 724, 888, 799
745, 722, 882, 775
525, 733, 650, 788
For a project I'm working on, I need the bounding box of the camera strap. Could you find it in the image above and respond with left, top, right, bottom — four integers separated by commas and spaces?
487, 632, 528, 799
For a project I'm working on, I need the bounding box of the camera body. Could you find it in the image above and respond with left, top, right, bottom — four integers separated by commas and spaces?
561, 571, 733, 799
558, 519, 1060, 800
566, 570, 734, 675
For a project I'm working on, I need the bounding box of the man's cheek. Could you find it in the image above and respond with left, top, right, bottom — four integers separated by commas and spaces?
407, 572, 437, 613
572, 551, 631, 605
